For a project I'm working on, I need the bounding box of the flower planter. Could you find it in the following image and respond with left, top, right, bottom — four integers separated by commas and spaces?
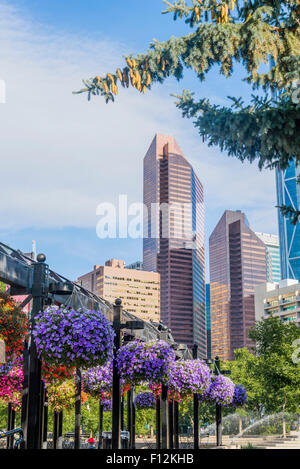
135, 391, 156, 409
33, 305, 114, 368
116, 340, 175, 385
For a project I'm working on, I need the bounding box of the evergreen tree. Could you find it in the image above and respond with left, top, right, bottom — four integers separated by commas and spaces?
75, 0, 300, 219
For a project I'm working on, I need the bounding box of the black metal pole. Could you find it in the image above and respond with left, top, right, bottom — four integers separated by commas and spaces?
7, 403, 12, 449
58, 411, 63, 449
216, 404, 222, 447
121, 396, 124, 432
42, 390, 48, 449
214, 356, 222, 447
7, 403, 15, 449
193, 344, 199, 450
161, 384, 169, 449
75, 368, 82, 450
10, 408, 16, 449
112, 299, 122, 449
130, 387, 136, 449
20, 340, 29, 449
24, 254, 48, 449
174, 400, 179, 449
39, 379, 45, 448
127, 389, 132, 437
156, 396, 161, 449
53, 411, 58, 450
168, 400, 174, 449
98, 400, 104, 449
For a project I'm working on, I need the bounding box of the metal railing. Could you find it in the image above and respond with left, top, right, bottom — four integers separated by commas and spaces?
0, 428, 23, 449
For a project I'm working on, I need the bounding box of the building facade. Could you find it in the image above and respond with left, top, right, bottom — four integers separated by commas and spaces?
209, 210, 267, 361
255, 279, 300, 327
143, 134, 206, 355
276, 161, 300, 281
255, 232, 281, 283
78, 259, 160, 322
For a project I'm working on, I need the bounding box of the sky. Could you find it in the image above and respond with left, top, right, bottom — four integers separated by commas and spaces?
0, 0, 278, 281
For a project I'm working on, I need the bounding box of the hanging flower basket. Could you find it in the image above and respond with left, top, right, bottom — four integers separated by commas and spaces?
33, 305, 115, 368
116, 340, 175, 385
47, 379, 76, 413
229, 384, 247, 408
82, 362, 113, 399
168, 360, 211, 400
135, 392, 156, 410
202, 375, 235, 406
0, 356, 23, 411
102, 398, 112, 412
82, 361, 130, 399
0, 291, 28, 358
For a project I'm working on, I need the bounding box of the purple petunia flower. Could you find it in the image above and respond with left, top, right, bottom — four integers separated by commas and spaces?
33, 305, 115, 368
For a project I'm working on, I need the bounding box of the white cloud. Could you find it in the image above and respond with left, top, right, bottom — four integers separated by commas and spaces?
0, 1, 278, 237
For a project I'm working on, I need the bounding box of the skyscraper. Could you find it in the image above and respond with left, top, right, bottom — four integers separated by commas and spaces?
143, 134, 206, 355
209, 210, 267, 361
255, 232, 281, 283
276, 161, 300, 281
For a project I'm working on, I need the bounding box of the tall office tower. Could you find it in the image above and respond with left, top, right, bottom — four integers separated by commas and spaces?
206, 284, 212, 360
209, 210, 267, 361
143, 134, 206, 355
276, 161, 300, 281
255, 232, 281, 283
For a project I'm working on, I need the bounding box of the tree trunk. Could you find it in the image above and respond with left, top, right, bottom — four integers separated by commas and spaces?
282, 397, 287, 439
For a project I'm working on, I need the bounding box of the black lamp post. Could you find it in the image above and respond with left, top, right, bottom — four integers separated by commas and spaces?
213, 356, 231, 447
193, 344, 199, 450
23, 253, 48, 449
156, 396, 161, 449
214, 357, 222, 447
112, 299, 122, 449
74, 368, 82, 449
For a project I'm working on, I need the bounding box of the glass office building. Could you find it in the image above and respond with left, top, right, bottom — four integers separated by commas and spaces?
143, 134, 206, 355
209, 210, 267, 361
276, 161, 300, 281
255, 232, 281, 283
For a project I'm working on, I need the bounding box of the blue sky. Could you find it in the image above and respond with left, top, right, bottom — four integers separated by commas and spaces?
0, 0, 278, 281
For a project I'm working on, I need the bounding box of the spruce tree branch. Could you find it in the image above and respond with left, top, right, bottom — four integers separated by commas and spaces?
173, 90, 300, 167
74, 14, 294, 100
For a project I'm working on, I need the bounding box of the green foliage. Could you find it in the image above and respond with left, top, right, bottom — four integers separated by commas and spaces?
0, 402, 21, 431
227, 348, 265, 414
248, 317, 300, 415
227, 318, 300, 416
